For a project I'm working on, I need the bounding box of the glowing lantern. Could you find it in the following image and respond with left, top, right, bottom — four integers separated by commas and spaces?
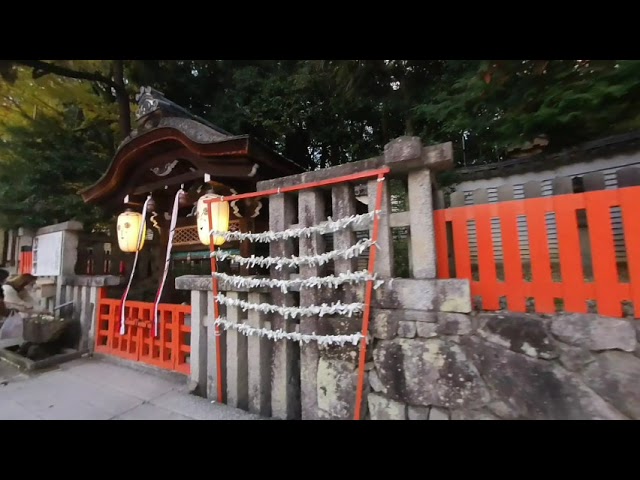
117, 209, 147, 252
197, 193, 230, 246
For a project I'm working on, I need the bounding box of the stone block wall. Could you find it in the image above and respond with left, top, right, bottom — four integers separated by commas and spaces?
368, 311, 640, 420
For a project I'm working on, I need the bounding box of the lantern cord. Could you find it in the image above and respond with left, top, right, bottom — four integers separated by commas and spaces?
119, 194, 152, 335
152, 187, 183, 337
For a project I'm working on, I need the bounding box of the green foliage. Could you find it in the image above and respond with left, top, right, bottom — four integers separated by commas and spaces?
2, 59, 640, 235
128, 60, 640, 169
414, 60, 640, 162
0, 109, 114, 230
0, 63, 120, 231
128, 60, 399, 169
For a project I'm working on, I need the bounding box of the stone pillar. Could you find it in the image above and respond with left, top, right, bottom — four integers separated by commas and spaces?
59, 275, 122, 351
189, 289, 209, 396
206, 289, 226, 401
60, 222, 83, 276
312, 183, 366, 420
408, 168, 437, 279
247, 292, 272, 416
225, 291, 249, 410
176, 275, 275, 413
175, 275, 225, 401
298, 189, 326, 420
269, 193, 300, 419
367, 179, 394, 278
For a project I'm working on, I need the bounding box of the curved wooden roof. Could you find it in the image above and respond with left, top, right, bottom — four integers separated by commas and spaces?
81, 110, 305, 207
80, 117, 304, 208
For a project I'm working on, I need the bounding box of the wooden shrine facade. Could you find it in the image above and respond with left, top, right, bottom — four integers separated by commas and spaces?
78, 87, 305, 303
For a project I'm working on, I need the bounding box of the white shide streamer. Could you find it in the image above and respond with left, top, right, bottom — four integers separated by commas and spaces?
120, 194, 152, 336
212, 270, 384, 293
210, 210, 380, 243
152, 187, 183, 337
211, 238, 375, 270
215, 293, 364, 319
213, 317, 366, 347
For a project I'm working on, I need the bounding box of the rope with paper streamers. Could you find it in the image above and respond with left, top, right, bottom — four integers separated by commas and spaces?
210, 210, 380, 243
120, 194, 152, 335
209, 205, 383, 340
212, 237, 376, 270
212, 270, 384, 293
205, 167, 389, 419
213, 317, 367, 347
215, 293, 364, 319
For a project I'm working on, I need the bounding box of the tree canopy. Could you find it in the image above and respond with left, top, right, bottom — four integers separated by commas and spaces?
1, 59, 640, 230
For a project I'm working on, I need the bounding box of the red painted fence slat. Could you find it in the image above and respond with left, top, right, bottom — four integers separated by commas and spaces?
474, 204, 500, 310
585, 191, 628, 317
525, 197, 556, 313
449, 208, 473, 280
499, 202, 527, 313
619, 187, 640, 313
553, 194, 590, 314
434, 210, 450, 278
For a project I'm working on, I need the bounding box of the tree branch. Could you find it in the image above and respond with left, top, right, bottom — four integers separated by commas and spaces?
11, 60, 133, 138
12, 60, 126, 95
0, 94, 34, 122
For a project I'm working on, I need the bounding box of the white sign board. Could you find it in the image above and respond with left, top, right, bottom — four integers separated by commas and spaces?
32, 231, 64, 276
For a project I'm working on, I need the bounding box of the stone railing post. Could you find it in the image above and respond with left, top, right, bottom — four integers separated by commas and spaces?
247, 292, 272, 416
225, 292, 249, 410
59, 275, 122, 351
383, 136, 441, 279
176, 275, 273, 411
298, 189, 326, 420
268, 193, 300, 420
188, 289, 209, 396
175, 276, 225, 401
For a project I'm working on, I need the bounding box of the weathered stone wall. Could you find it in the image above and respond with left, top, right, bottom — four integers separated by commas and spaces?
368, 311, 640, 420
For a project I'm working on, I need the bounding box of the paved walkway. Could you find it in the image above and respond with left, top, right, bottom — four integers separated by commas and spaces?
0, 356, 263, 420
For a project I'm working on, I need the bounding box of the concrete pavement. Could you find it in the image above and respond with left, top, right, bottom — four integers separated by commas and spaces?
0, 356, 264, 420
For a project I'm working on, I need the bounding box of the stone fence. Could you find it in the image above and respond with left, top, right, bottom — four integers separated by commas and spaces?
175, 135, 640, 420
176, 136, 473, 419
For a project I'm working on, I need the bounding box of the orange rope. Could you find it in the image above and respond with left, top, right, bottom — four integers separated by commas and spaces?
208, 207, 224, 404
354, 173, 385, 420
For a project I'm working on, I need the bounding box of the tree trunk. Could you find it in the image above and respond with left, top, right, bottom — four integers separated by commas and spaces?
112, 60, 132, 139
405, 116, 415, 136
284, 129, 312, 170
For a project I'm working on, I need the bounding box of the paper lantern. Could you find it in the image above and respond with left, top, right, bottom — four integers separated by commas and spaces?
117, 209, 147, 252
197, 193, 230, 246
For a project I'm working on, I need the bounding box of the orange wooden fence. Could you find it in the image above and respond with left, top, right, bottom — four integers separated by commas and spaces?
94, 289, 191, 374
435, 185, 640, 318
